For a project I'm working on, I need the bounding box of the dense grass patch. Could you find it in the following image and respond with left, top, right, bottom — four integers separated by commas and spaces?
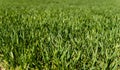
0, 0, 120, 69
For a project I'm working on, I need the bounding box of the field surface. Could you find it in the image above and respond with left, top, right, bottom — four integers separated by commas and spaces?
0, 0, 120, 70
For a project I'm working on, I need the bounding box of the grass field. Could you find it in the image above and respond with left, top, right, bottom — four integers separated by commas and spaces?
0, 0, 120, 70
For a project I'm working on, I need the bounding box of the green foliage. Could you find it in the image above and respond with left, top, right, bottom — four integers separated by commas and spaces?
0, 0, 120, 70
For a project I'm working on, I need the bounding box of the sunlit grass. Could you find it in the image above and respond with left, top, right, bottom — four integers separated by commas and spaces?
0, 0, 120, 69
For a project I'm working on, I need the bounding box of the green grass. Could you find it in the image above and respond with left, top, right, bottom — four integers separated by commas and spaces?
0, 0, 120, 70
